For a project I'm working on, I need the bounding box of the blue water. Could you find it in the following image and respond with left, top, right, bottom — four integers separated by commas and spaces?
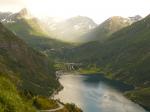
55, 73, 147, 112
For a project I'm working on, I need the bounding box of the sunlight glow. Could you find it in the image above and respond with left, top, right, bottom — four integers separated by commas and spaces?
0, 0, 150, 23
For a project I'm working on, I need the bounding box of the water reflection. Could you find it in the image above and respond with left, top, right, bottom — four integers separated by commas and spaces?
54, 74, 147, 112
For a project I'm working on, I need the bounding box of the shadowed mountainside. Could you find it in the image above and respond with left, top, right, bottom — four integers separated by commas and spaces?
0, 22, 60, 96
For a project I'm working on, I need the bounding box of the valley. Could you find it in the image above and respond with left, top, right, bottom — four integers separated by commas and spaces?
0, 7, 150, 112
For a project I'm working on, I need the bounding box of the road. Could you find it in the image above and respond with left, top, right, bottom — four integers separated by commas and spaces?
39, 102, 64, 112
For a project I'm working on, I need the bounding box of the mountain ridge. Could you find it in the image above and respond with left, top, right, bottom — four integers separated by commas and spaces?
41, 15, 97, 42
79, 15, 142, 43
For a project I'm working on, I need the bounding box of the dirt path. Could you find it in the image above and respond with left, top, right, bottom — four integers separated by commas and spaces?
39, 102, 64, 112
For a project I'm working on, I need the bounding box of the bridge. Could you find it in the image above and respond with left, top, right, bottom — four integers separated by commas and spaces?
55, 62, 82, 71
64, 63, 82, 70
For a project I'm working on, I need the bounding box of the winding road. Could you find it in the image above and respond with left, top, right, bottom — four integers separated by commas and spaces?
39, 102, 64, 112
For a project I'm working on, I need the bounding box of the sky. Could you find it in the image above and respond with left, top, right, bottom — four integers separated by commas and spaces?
0, 0, 150, 23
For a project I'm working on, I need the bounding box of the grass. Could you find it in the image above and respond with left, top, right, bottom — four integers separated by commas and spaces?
33, 96, 58, 110
0, 75, 82, 112
0, 76, 36, 112
125, 87, 150, 110
78, 67, 102, 74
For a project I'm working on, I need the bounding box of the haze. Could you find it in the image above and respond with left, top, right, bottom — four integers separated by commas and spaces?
0, 0, 150, 23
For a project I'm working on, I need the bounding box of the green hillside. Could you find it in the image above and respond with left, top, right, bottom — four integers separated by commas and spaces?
4, 17, 70, 51
0, 22, 60, 96
0, 21, 82, 112
1, 10, 73, 61
0, 76, 36, 112
63, 15, 150, 109
66, 15, 150, 86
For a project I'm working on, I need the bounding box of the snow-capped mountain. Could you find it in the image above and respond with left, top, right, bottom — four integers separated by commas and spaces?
79, 15, 142, 42
41, 16, 97, 42
0, 8, 32, 23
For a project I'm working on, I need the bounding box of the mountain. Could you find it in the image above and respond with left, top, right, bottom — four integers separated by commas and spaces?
0, 8, 48, 46
79, 16, 142, 43
0, 8, 32, 23
0, 22, 82, 112
0, 9, 74, 73
63, 15, 150, 109
0, 22, 60, 96
0, 12, 12, 22
41, 16, 97, 42
0, 9, 72, 60
129, 15, 142, 22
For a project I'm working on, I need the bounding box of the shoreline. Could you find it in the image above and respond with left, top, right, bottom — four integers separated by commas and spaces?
56, 70, 149, 111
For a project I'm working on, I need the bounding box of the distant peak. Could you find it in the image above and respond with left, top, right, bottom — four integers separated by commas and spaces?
109, 16, 126, 20
17, 8, 32, 19
19, 8, 28, 16
129, 15, 142, 19
105, 16, 128, 23
129, 15, 142, 22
